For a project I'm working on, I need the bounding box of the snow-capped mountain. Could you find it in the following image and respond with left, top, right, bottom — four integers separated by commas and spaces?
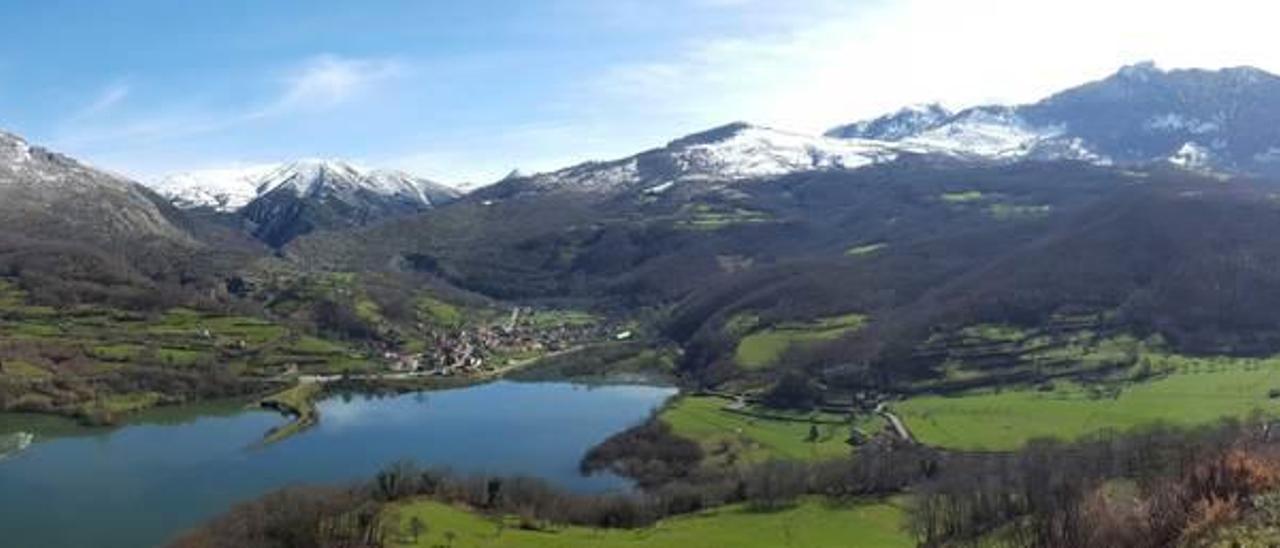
230, 159, 460, 247
153, 160, 457, 213
828, 62, 1280, 176
251, 160, 457, 208
0, 130, 189, 244
483, 122, 945, 198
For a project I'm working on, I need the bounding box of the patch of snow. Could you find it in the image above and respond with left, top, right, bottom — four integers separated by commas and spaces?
0, 131, 33, 166
1027, 136, 1113, 164
643, 181, 675, 195
1254, 147, 1280, 164
1145, 113, 1220, 135
1168, 142, 1213, 169
524, 159, 641, 193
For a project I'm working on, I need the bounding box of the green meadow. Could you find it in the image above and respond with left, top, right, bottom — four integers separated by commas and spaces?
659, 396, 877, 464
733, 314, 866, 370
385, 497, 911, 548
676, 204, 773, 230
845, 242, 888, 257
895, 354, 1280, 451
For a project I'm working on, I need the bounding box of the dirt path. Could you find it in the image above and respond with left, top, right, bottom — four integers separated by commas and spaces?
876, 403, 915, 443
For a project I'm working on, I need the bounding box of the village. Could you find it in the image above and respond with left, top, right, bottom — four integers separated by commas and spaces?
385, 307, 628, 377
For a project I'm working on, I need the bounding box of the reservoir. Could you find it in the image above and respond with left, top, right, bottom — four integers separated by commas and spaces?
0, 381, 675, 548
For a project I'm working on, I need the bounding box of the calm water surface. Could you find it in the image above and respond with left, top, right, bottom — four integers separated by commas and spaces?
0, 381, 675, 548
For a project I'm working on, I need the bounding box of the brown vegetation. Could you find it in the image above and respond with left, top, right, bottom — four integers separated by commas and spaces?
909, 419, 1280, 547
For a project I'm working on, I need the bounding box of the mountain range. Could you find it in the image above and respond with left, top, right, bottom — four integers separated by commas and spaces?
828, 62, 1280, 174
128, 62, 1280, 245
4, 62, 1280, 353
454, 63, 1280, 205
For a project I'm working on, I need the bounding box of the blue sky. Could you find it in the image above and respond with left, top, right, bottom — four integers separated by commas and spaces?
2, 0, 1277, 186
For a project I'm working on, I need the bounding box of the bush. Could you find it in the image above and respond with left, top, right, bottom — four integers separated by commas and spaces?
581, 419, 703, 488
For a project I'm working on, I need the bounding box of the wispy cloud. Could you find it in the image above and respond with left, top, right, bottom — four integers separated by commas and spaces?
54, 54, 406, 149
73, 81, 130, 119
272, 55, 405, 113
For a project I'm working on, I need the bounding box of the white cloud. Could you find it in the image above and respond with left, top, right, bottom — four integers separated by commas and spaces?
273, 55, 405, 112
587, 0, 1280, 134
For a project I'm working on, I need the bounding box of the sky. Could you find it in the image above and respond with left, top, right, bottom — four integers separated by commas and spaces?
1, 0, 1278, 188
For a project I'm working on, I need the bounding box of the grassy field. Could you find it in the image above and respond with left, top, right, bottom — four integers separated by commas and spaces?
987, 203, 1052, 220
0, 281, 365, 377
846, 242, 888, 257
734, 314, 866, 370
384, 498, 911, 548
417, 296, 464, 328
940, 190, 985, 203
258, 382, 323, 444
0, 278, 375, 420
660, 396, 875, 464
896, 354, 1280, 451
676, 204, 774, 231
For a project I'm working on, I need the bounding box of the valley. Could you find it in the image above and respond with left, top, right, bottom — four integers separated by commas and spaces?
7, 61, 1280, 547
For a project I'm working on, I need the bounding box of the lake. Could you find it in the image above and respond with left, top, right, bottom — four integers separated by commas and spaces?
0, 381, 676, 548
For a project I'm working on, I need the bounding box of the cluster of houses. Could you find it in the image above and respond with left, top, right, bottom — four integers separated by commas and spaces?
388, 308, 613, 376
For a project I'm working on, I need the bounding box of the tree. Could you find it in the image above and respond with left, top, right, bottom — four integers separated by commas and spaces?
762, 371, 821, 410
408, 515, 426, 543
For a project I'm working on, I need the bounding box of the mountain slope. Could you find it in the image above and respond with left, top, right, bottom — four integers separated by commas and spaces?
293, 156, 1137, 304
0, 129, 262, 309
0, 130, 190, 245
1023, 63, 1280, 172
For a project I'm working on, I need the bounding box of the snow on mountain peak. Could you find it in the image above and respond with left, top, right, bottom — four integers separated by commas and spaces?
0, 129, 146, 194
256, 159, 367, 197
151, 164, 277, 211
903, 106, 1063, 159
824, 104, 952, 141
0, 131, 33, 166
1117, 61, 1161, 80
